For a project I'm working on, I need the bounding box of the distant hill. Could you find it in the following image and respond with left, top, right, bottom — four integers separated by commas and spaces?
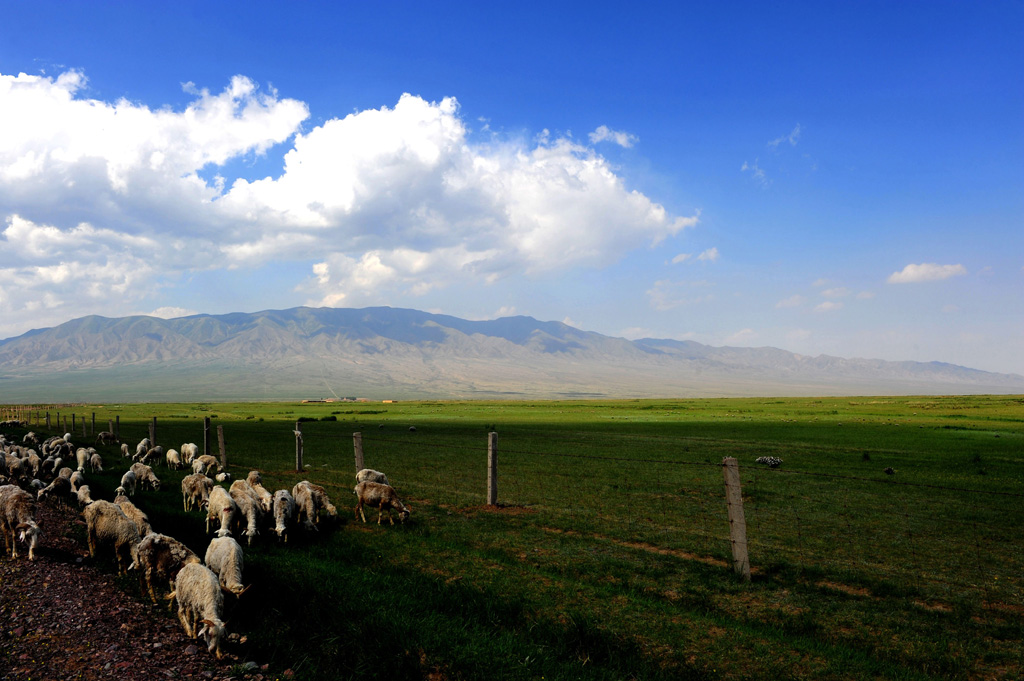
0, 306, 1021, 402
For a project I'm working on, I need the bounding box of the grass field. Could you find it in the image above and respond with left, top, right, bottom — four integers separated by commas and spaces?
5, 395, 1023, 680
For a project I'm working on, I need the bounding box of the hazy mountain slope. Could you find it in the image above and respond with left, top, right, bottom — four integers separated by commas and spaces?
0, 306, 1021, 401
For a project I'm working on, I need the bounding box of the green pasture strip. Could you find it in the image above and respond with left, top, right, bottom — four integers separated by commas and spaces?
4, 395, 1022, 680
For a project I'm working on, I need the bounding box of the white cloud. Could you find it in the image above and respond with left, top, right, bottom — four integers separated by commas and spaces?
725, 328, 757, 345
671, 253, 692, 265
820, 287, 849, 298
814, 301, 844, 312
148, 306, 198, 319
775, 294, 805, 308
0, 69, 700, 336
741, 159, 768, 185
697, 247, 719, 262
588, 125, 638, 148
768, 123, 801, 149
887, 263, 967, 283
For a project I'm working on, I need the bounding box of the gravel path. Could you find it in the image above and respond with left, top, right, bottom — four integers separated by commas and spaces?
0, 502, 272, 681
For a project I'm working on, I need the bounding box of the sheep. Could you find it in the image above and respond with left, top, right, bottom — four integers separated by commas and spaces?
37, 475, 74, 509
272, 489, 296, 543
180, 442, 199, 464
215, 472, 232, 483
120, 443, 130, 458
0, 484, 41, 560
135, 438, 151, 459
89, 452, 103, 473
229, 480, 264, 545
356, 468, 390, 486
22, 432, 39, 446
83, 500, 141, 574
69, 470, 86, 492
165, 448, 182, 470
204, 534, 251, 596
245, 470, 274, 513
76, 484, 95, 507
58, 466, 73, 480
139, 446, 164, 466
206, 486, 238, 536
75, 447, 90, 472
193, 454, 220, 476
308, 482, 338, 522
181, 473, 214, 512
354, 481, 410, 525
131, 532, 201, 604
292, 481, 322, 532
95, 430, 119, 446
118, 470, 137, 496
114, 493, 153, 537
130, 462, 161, 491
26, 451, 42, 478
169, 562, 228, 658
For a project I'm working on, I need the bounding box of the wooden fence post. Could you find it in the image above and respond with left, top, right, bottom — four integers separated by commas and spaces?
149, 417, 157, 449
46, 411, 51, 430
294, 422, 303, 473
91, 412, 95, 435
487, 431, 498, 506
217, 425, 227, 471
353, 432, 364, 472
722, 457, 751, 581
115, 416, 120, 442
72, 413, 76, 432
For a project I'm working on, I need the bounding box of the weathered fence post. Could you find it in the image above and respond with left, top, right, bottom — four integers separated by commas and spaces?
294, 422, 304, 473
217, 425, 227, 470
115, 416, 120, 442
204, 417, 211, 457
487, 431, 498, 506
149, 417, 157, 449
46, 411, 51, 430
108, 420, 114, 438
353, 432, 364, 472
91, 412, 95, 435
72, 413, 76, 432
722, 457, 751, 581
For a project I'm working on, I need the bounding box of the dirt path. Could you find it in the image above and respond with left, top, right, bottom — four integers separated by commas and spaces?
0, 502, 258, 681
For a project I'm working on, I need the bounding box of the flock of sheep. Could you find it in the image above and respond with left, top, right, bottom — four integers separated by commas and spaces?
0, 425, 413, 660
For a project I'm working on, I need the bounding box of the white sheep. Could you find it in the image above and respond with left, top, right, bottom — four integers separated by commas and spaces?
118, 469, 137, 497
165, 448, 182, 470
204, 534, 251, 596
76, 484, 95, 507
245, 470, 274, 513
120, 443, 130, 458
131, 532, 201, 604
180, 442, 199, 464
182, 473, 214, 512
291, 480, 321, 532
170, 562, 228, 658
354, 481, 411, 525
84, 499, 141, 574
228, 480, 263, 545
89, 452, 103, 473
272, 489, 296, 543
356, 468, 390, 486
193, 454, 220, 476
0, 484, 41, 560
135, 438, 151, 459
215, 471, 232, 483
69, 470, 85, 492
129, 462, 161, 491
206, 486, 238, 536
114, 493, 153, 537
75, 447, 90, 472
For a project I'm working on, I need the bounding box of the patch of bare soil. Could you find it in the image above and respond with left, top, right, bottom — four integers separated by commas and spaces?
0, 503, 261, 681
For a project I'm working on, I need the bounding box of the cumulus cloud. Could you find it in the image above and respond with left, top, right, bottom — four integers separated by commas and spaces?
0, 69, 699, 336
887, 263, 967, 284
588, 125, 638, 148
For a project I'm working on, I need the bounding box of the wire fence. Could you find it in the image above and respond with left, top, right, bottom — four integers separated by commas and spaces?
9, 411, 1023, 606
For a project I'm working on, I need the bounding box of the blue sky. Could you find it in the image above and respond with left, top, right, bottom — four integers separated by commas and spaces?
1, 1, 1021, 375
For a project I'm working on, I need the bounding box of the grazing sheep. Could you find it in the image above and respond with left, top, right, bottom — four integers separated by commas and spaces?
120, 443, 130, 458
180, 442, 199, 464
291, 481, 321, 532
192, 455, 220, 476
272, 490, 296, 543
84, 500, 141, 574
206, 486, 238, 536
182, 473, 214, 512
131, 532, 201, 604
215, 472, 232, 483
228, 480, 263, 545
204, 534, 251, 596
22, 432, 39, 446
130, 462, 162, 491
89, 452, 103, 473
245, 471, 274, 513
119, 470, 138, 496
0, 484, 41, 560
38, 475, 74, 509
26, 451, 42, 478
76, 484, 95, 507
95, 431, 118, 446
114, 494, 153, 537
165, 448, 182, 470
58, 466, 73, 480
356, 468, 390, 486
170, 562, 228, 658
135, 438, 151, 459
75, 447, 90, 472
69, 470, 86, 492
139, 446, 164, 466
29, 479, 45, 491
354, 481, 410, 525
308, 482, 338, 521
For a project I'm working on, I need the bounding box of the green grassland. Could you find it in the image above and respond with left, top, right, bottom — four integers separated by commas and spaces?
5, 395, 1023, 680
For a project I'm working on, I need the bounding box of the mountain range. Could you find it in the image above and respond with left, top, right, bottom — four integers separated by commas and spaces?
1, 306, 1021, 402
